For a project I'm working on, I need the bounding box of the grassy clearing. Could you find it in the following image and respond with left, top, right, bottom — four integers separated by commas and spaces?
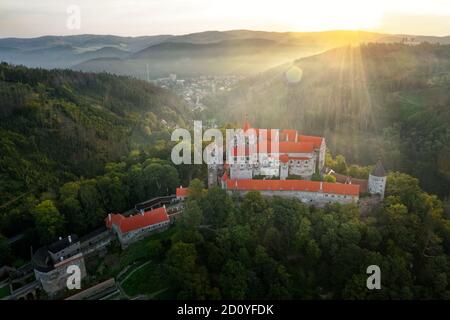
121, 261, 169, 297
0, 285, 10, 299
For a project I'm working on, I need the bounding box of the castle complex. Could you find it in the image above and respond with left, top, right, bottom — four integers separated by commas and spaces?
228, 120, 326, 180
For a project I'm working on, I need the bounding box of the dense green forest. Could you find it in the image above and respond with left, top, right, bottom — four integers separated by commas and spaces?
0, 63, 193, 263
89, 174, 450, 299
204, 43, 450, 198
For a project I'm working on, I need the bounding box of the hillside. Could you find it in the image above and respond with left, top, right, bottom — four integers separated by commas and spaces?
0, 34, 172, 68
0, 63, 190, 228
205, 43, 450, 198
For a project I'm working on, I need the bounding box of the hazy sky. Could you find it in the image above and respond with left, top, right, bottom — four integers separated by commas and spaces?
1, 0, 450, 38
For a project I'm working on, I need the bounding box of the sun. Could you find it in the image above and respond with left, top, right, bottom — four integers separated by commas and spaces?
269, 0, 384, 31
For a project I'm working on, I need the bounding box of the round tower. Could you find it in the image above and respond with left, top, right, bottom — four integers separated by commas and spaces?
368, 160, 387, 199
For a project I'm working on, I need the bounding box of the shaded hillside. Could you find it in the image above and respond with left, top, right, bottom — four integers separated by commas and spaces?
0, 63, 190, 209
0, 34, 172, 68
206, 43, 450, 197
75, 38, 323, 79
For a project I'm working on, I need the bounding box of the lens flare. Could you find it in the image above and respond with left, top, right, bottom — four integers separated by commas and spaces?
285, 65, 303, 84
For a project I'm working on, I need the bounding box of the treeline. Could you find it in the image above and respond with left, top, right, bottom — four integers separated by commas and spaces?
153, 172, 450, 299
325, 151, 373, 178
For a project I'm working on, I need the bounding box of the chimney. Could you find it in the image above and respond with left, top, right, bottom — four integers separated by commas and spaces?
108, 213, 111, 221
68, 235, 72, 243
295, 131, 298, 142
140, 209, 144, 216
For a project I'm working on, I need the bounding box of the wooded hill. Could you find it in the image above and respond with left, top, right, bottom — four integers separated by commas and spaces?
0, 63, 190, 239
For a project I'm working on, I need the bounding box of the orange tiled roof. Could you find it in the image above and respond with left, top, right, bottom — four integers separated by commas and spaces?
225, 178, 359, 196
280, 154, 290, 163
106, 207, 169, 234
176, 187, 189, 198
279, 141, 314, 153
280, 129, 298, 142
232, 141, 314, 156
106, 213, 124, 229
243, 120, 251, 132
298, 135, 324, 149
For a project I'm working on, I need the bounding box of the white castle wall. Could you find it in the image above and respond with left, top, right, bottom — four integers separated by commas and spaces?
368, 174, 387, 198
227, 189, 358, 205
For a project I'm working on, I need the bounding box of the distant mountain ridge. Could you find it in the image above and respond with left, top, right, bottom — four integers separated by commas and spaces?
2, 30, 450, 76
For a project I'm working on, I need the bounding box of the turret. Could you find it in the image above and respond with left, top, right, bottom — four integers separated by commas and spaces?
368, 160, 387, 199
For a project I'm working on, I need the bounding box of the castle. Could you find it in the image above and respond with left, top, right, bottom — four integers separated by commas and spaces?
207, 120, 387, 205
228, 120, 326, 180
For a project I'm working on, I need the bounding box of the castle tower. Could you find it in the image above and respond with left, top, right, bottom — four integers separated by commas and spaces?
208, 164, 219, 188
368, 160, 387, 199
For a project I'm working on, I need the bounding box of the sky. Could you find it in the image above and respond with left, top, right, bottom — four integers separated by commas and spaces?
1, 0, 450, 38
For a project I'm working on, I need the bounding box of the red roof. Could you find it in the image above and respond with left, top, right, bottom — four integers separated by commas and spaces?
280, 129, 298, 142
225, 178, 359, 196
232, 141, 314, 157
176, 187, 189, 198
298, 135, 324, 149
106, 207, 169, 234
322, 183, 360, 196
279, 141, 314, 153
106, 213, 124, 229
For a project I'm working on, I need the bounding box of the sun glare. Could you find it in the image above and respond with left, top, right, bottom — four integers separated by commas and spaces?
281, 0, 384, 31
